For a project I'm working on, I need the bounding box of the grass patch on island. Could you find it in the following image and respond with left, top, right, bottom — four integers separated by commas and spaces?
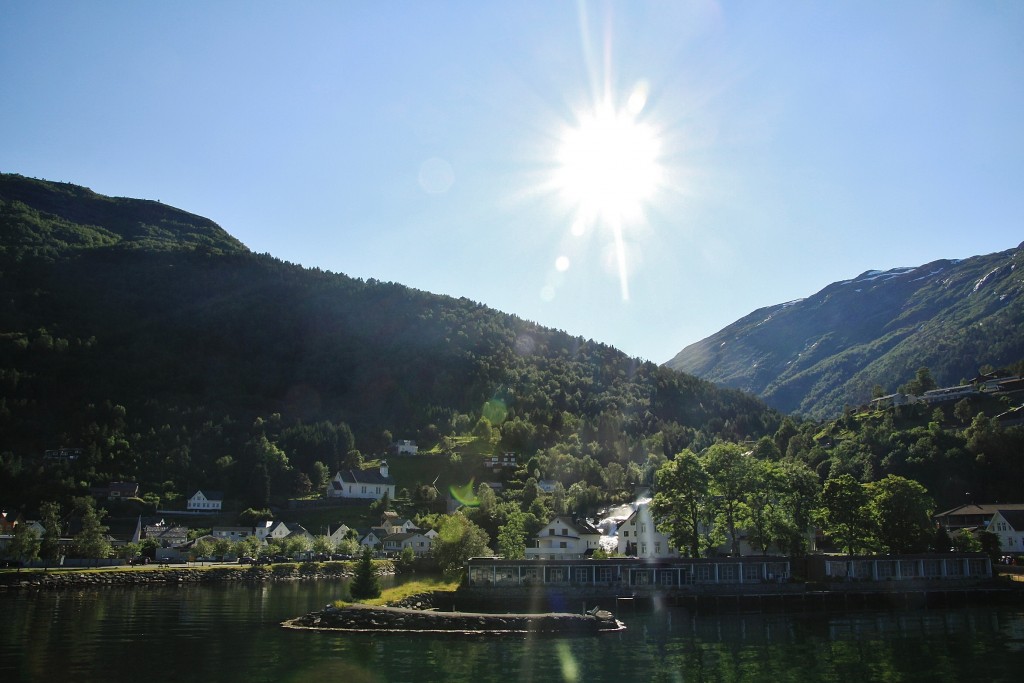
333, 576, 460, 608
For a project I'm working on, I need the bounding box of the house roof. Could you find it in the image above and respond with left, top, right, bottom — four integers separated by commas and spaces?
190, 489, 224, 501
542, 515, 601, 537
335, 468, 395, 485
383, 532, 419, 542
935, 503, 1024, 518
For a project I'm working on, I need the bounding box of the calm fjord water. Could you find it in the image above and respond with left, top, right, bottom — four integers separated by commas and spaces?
2, 580, 1023, 682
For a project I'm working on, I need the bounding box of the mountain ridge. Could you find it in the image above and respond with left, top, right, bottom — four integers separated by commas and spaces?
666, 244, 1024, 419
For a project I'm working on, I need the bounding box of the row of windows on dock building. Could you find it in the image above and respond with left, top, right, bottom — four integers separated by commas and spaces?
467, 558, 792, 588
466, 554, 992, 589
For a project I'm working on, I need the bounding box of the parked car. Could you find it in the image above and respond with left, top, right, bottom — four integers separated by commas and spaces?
237, 556, 254, 565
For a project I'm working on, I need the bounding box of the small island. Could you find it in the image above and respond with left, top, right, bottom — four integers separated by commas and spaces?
283, 603, 624, 636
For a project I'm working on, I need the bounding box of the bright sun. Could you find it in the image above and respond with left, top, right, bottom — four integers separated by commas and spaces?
551, 86, 664, 300
554, 92, 663, 225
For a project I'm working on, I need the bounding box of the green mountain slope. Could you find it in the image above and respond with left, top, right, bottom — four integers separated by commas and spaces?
0, 173, 780, 508
666, 244, 1024, 418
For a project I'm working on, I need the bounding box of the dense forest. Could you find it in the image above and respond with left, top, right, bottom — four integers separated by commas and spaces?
2, 174, 1022, 529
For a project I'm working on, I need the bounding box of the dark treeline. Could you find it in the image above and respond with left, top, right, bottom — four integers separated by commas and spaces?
0, 174, 779, 510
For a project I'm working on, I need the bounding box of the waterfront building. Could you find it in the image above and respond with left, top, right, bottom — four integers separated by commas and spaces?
467, 556, 792, 589
934, 503, 1024, 531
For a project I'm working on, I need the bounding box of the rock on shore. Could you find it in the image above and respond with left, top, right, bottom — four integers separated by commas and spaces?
283, 603, 624, 635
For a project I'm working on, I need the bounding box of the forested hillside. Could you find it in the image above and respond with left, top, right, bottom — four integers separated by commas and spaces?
667, 244, 1024, 419
0, 174, 780, 510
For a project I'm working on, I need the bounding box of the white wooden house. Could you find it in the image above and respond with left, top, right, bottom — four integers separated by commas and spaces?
617, 503, 679, 559
988, 509, 1024, 554
327, 524, 352, 546
526, 515, 602, 560
327, 462, 396, 501
187, 489, 223, 512
382, 532, 433, 556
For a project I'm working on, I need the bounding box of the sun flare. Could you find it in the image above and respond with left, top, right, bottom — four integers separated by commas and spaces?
554, 96, 663, 225
550, 87, 665, 301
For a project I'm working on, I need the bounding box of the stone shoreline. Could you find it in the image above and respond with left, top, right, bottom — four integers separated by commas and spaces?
283, 603, 625, 636
0, 565, 361, 590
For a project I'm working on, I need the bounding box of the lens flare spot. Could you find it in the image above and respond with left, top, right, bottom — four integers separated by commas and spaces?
556, 642, 580, 682
449, 479, 478, 507
515, 334, 537, 355
418, 157, 455, 194
482, 398, 508, 425
627, 81, 649, 115
540, 285, 556, 302
555, 256, 571, 272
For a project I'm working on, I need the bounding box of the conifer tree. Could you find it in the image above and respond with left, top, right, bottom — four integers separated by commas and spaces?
349, 546, 380, 600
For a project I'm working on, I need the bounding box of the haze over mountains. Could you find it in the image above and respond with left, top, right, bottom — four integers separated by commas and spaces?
667, 244, 1024, 419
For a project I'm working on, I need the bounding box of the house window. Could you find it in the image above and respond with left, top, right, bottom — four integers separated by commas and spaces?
361, 486, 367, 494
655, 542, 661, 554
575, 568, 589, 583
623, 531, 629, 538
597, 568, 612, 583
640, 543, 647, 555
549, 529, 555, 536
641, 524, 646, 534
562, 528, 568, 535
559, 541, 567, 549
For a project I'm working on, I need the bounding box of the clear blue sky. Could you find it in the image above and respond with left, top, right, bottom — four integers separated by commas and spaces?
3, 1, 1022, 363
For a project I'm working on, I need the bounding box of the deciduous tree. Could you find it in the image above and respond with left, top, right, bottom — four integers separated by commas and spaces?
867, 475, 934, 554
651, 450, 712, 557
817, 475, 873, 555
433, 513, 492, 573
